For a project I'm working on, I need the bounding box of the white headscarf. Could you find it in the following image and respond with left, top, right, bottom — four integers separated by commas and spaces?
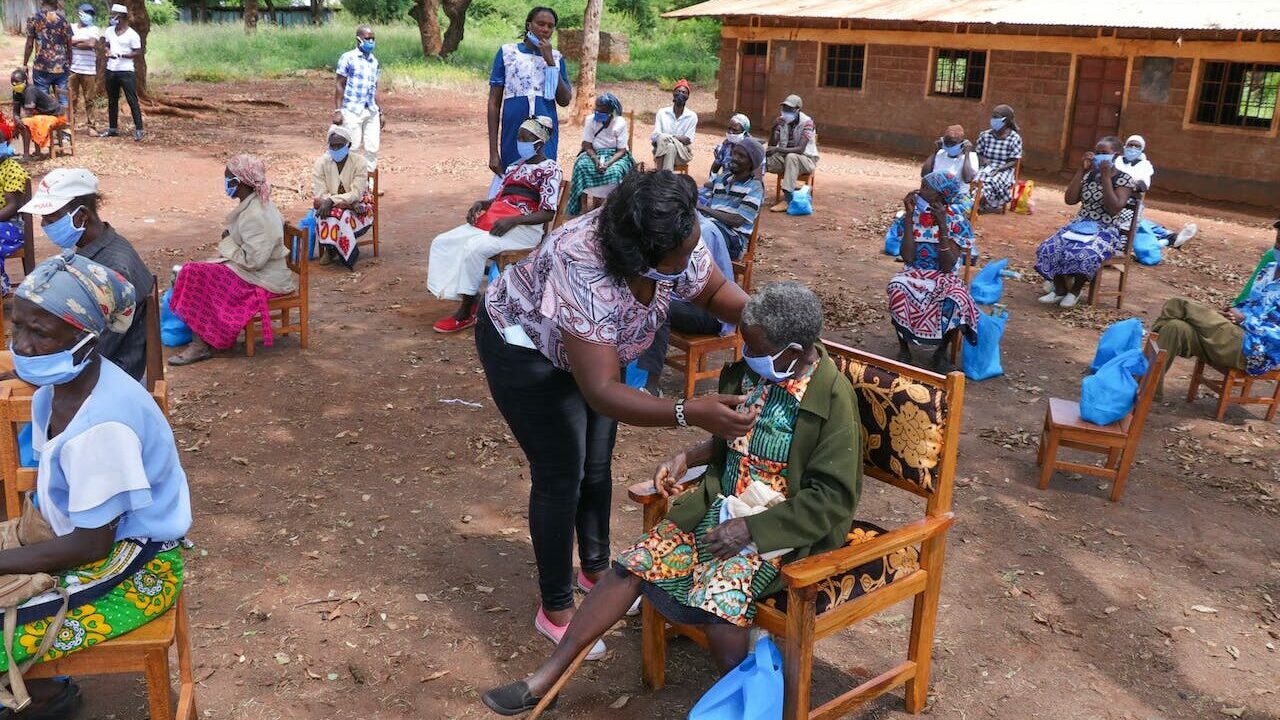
1116, 135, 1155, 190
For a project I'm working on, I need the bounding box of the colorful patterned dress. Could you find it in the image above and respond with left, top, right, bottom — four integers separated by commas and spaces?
617, 361, 818, 626
0, 158, 30, 295
1035, 169, 1139, 280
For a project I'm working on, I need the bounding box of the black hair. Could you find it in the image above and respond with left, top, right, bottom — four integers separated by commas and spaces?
523, 6, 558, 35
992, 104, 1020, 133
598, 170, 698, 280
1097, 135, 1121, 153
40, 0, 58, 9
11, 68, 27, 81
73, 192, 103, 219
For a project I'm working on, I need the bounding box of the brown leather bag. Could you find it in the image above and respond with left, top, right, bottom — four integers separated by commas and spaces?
0, 500, 69, 711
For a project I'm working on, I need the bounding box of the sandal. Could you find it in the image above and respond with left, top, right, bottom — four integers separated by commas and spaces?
0, 677, 82, 720
167, 348, 213, 366
481, 680, 557, 717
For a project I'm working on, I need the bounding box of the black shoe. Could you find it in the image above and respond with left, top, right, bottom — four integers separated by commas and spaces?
481, 681, 556, 716
97, 129, 118, 138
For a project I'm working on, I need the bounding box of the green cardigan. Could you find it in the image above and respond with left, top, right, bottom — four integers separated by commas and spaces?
665, 347, 864, 597
1237, 248, 1277, 306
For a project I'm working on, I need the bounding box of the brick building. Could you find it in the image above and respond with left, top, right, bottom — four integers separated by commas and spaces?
667, 0, 1280, 206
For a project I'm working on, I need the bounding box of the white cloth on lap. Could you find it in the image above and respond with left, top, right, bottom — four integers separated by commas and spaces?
427, 223, 542, 301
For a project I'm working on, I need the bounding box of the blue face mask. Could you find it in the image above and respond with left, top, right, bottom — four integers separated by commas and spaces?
593, 111, 610, 125
781, 110, 798, 123
643, 267, 686, 283
743, 342, 801, 383
358, 39, 375, 55
914, 195, 931, 214
41, 206, 86, 250
108, 16, 119, 26
78, 11, 93, 25
1123, 147, 1142, 163
10, 333, 95, 387
515, 140, 539, 159
944, 142, 963, 158
329, 145, 350, 163
990, 116, 1006, 131
1093, 153, 1114, 170
525, 31, 540, 48
225, 177, 238, 198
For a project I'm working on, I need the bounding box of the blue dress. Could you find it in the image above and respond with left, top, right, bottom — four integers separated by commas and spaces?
489, 42, 571, 173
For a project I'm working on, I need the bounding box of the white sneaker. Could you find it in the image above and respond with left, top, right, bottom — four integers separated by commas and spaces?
1059, 293, 1079, 308
1042, 280, 1054, 293
1173, 223, 1197, 248
1039, 291, 1064, 304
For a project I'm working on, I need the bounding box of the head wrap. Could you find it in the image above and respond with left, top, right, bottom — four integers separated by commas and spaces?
1125, 134, 1146, 150
327, 124, 353, 144
736, 137, 766, 175
16, 254, 136, 336
597, 92, 622, 116
227, 153, 271, 203
519, 115, 554, 144
674, 79, 691, 95
730, 113, 751, 135
923, 170, 965, 205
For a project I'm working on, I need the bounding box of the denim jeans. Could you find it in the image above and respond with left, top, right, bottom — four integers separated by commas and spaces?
31, 69, 67, 107
475, 306, 617, 611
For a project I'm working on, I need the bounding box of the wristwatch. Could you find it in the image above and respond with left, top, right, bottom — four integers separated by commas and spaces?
674, 398, 688, 428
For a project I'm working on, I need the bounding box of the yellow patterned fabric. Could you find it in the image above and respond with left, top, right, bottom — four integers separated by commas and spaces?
0, 158, 29, 195
761, 520, 920, 614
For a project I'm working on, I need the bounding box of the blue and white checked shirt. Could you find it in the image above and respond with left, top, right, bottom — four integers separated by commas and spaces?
336, 48, 380, 114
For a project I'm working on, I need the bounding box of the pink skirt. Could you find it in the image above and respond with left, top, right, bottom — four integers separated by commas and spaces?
170, 262, 276, 351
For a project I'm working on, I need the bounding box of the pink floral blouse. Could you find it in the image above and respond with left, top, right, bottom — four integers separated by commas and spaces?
485, 208, 713, 371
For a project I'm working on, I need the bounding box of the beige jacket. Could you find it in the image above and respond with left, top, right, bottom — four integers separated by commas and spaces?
218, 194, 297, 295
312, 152, 370, 206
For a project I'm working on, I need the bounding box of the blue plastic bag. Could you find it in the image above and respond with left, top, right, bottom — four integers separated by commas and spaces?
17, 423, 36, 468
296, 211, 319, 263
159, 288, 192, 348
786, 185, 813, 216
969, 258, 1010, 305
963, 308, 1008, 381
1089, 318, 1144, 373
883, 212, 904, 257
689, 635, 784, 720
624, 360, 648, 390
1080, 348, 1149, 425
1132, 222, 1162, 266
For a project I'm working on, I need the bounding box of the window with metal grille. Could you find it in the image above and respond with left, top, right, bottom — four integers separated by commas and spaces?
822, 44, 865, 89
743, 41, 768, 57
931, 49, 986, 99
1195, 61, 1280, 129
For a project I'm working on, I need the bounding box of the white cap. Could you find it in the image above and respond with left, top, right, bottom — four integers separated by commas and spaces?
20, 168, 99, 216
110, 3, 127, 13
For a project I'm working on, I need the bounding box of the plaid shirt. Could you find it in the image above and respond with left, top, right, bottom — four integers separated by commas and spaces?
336, 49, 380, 114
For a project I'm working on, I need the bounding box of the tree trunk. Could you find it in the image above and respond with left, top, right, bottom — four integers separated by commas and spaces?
573, 0, 603, 124
125, 0, 150, 97
244, 0, 259, 33
309, 0, 322, 25
195, 0, 207, 22
263, 0, 277, 25
411, 0, 442, 57
439, 0, 471, 57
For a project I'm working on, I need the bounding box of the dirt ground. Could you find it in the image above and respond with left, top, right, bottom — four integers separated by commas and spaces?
3, 37, 1277, 720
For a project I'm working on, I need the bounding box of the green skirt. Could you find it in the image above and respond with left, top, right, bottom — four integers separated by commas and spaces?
568, 148, 635, 216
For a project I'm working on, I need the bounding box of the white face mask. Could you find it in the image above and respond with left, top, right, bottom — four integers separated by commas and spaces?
725, 132, 744, 143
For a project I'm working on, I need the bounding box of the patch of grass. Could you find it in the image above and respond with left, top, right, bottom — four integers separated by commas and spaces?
147, 14, 719, 87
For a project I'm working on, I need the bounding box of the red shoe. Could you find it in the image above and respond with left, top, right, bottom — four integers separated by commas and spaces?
433, 313, 477, 333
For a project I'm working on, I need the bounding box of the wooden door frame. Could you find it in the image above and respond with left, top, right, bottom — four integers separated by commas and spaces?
1060, 54, 1133, 169
734, 38, 771, 126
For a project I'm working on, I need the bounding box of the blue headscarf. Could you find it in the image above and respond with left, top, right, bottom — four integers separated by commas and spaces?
597, 92, 622, 116
15, 254, 136, 335
923, 170, 965, 205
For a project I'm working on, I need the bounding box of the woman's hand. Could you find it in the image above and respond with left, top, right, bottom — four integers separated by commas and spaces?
685, 394, 757, 440
903, 191, 918, 217
704, 517, 753, 560
538, 39, 555, 66
653, 451, 690, 498
466, 201, 487, 225
488, 149, 502, 177
490, 217, 519, 237
1081, 151, 1095, 172
1099, 158, 1115, 181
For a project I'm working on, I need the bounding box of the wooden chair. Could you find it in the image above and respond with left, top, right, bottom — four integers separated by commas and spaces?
243, 224, 308, 356
1085, 191, 1144, 309
5, 179, 37, 283
1004, 159, 1022, 212
947, 251, 980, 364
1186, 360, 1280, 422
630, 343, 964, 719
1037, 336, 1165, 502
490, 179, 571, 274
663, 220, 761, 398
142, 275, 168, 410
359, 168, 380, 257
968, 181, 983, 225
48, 92, 74, 159
774, 168, 815, 204
0, 383, 194, 719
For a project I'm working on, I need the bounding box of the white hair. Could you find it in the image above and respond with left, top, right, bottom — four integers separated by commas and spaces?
741, 282, 823, 350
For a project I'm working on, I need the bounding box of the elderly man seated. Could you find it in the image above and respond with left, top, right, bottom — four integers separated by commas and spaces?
1153, 218, 1280, 398
482, 281, 863, 716
766, 94, 819, 212
311, 124, 373, 269
651, 79, 697, 172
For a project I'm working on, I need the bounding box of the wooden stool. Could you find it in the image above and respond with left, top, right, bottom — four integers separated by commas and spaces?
1186, 360, 1280, 421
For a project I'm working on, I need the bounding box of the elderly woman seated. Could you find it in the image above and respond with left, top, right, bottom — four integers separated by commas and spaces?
168, 154, 298, 365
566, 93, 633, 216
482, 281, 862, 716
887, 170, 978, 373
708, 112, 751, 179
2, 255, 190, 716
311, 125, 373, 269
1153, 218, 1280, 398
427, 116, 562, 334
1034, 136, 1138, 308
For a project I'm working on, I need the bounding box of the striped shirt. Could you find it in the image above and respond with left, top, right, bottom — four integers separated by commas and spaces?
707, 171, 764, 252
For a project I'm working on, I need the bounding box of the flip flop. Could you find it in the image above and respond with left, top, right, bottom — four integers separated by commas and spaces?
167, 349, 213, 366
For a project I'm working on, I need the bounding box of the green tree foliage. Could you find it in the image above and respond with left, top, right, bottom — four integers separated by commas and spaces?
343, 0, 415, 23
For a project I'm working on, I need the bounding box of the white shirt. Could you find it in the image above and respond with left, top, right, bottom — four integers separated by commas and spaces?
930, 149, 979, 180
582, 116, 629, 151
1115, 155, 1155, 190
651, 106, 698, 144
70, 23, 100, 76
105, 27, 141, 73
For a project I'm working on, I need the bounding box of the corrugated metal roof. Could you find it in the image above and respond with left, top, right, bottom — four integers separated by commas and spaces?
664, 0, 1280, 32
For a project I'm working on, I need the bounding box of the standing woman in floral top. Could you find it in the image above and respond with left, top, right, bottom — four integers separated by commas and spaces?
975, 104, 1022, 213
476, 170, 753, 661
487, 7, 572, 190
